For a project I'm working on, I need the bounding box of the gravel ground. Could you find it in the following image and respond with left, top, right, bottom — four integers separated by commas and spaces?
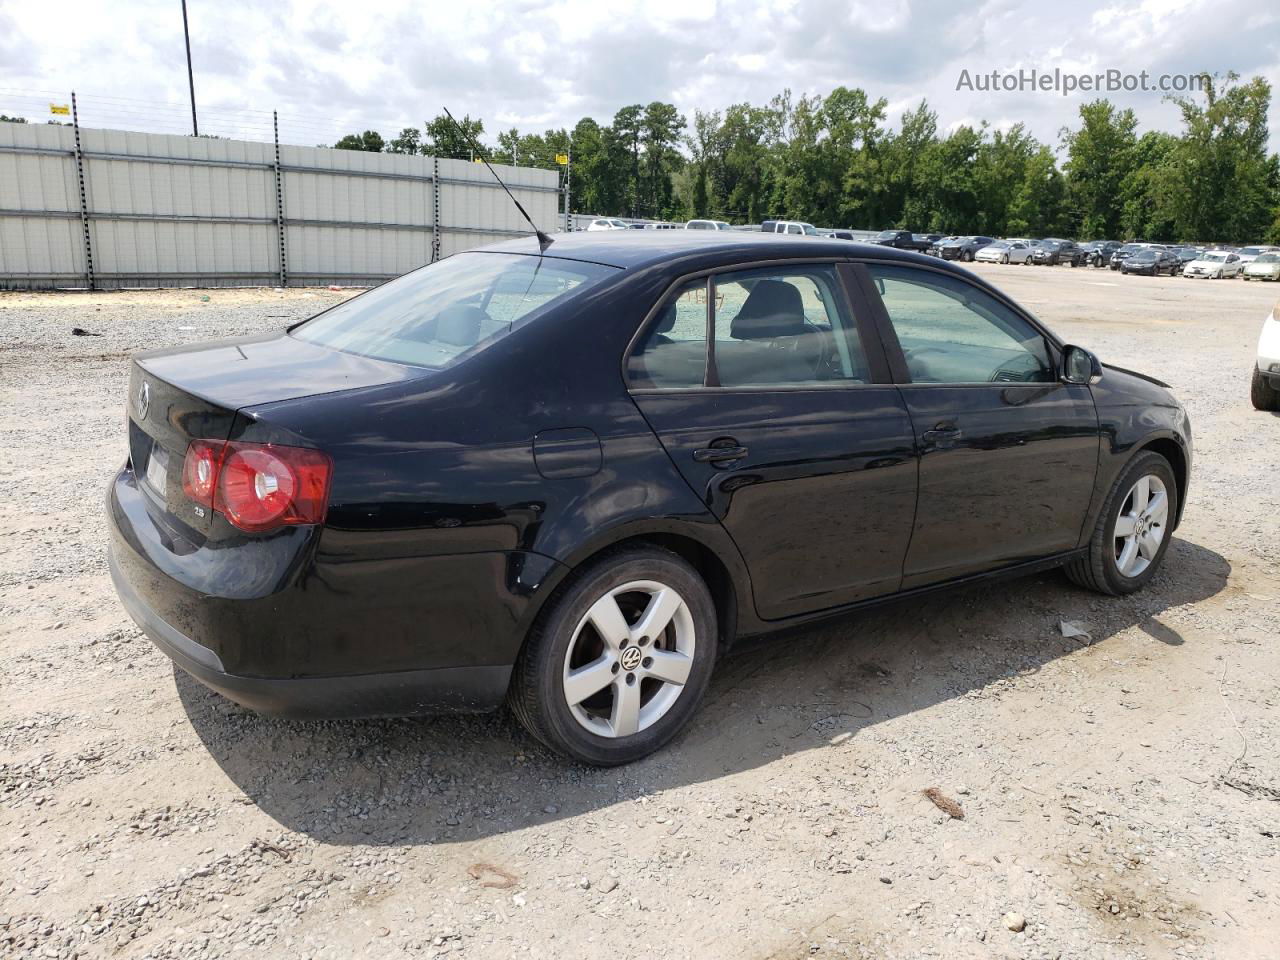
1, 266, 1278, 960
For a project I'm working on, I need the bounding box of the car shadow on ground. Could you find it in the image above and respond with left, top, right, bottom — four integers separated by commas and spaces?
178, 537, 1229, 848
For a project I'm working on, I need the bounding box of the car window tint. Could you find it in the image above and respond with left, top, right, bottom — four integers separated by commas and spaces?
711, 265, 869, 386
627, 279, 708, 388
869, 265, 1053, 384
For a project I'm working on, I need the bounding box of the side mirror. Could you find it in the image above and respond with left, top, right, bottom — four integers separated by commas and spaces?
1062, 344, 1103, 385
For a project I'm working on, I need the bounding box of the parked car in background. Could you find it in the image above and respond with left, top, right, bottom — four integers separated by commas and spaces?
975, 239, 1033, 264
1172, 246, 1202, 266
686, 220, 732, 231
644, 222, 681, 230
1243, 252, 1280, 281
1109, 243, 1146, 271
586, 218, 630, 231
1183, 250, 1242, 279
873, 230, 932, 252
762, 220, 819, 236
1236, 245, 1280, 265
1080, 240, 1122, 267
1254, 303, 1280, 410
1121, 249, 1182, 276
1032, 239, 1086, 267
107, 231, 1193, 765
933, 236, 995, 261
825, 229, 856, 240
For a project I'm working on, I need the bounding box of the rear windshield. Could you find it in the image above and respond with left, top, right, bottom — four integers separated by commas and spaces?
293, 252, 618, 369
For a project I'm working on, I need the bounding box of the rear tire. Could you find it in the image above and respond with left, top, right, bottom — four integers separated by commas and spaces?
508, 546, 718, 765
1252, 365, 1280, 411
1066, 451, 1178, 596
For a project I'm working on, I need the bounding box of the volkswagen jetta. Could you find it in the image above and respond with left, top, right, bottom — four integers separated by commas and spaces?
108, 233, 1191, 765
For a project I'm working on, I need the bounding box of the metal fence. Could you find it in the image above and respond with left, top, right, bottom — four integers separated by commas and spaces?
0, 114, 564, 290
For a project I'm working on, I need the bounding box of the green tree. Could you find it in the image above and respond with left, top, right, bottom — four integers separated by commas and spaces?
333, 130, 385, 152
1062, 100, 1138, 238
424, 113, 487, 160
386, 127, 422, 154
1, 114, 28, 123
1165, 73, 1274, 242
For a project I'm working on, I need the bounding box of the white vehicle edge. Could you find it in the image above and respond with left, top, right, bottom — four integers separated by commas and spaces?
1253, 302, 1280, 410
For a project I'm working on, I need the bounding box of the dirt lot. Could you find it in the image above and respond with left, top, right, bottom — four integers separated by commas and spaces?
2, 265, 1278, 960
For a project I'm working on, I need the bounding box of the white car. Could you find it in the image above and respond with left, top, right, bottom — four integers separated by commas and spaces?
585, 218, 629, 231
1182, 251, 1242, 279
762, 220, 819, 236
1252, 305, 1280, 410
685, 219, 732, 231
975, 240, 1034, 264
1243, 252, 1280, 281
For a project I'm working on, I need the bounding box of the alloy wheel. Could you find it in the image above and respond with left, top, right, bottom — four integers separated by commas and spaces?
561, 580, 696, 738
1113, 475, 1169, 578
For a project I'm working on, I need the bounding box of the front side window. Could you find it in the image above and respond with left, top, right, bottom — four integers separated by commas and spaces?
628, 264, 869, 389
293, 253, 617, 369
868, 264, 1053, 384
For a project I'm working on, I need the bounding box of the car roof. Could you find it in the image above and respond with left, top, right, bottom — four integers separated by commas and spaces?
483, 230, 959, 273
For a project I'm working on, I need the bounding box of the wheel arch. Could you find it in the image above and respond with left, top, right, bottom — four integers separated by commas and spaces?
515, 520, 754, 660
1136, 436, 1188, 529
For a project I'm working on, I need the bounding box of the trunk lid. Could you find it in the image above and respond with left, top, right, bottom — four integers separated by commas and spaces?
128, 332, 422, 535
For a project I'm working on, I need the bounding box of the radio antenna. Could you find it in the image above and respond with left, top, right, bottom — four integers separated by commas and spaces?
442, 107, 553, 252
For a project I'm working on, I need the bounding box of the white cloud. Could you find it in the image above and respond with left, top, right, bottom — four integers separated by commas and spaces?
1, 0, 1276, 152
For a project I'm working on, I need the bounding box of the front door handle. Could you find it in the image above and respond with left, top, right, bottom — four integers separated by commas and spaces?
922, 423, 963, 446
693, 441, 749, 465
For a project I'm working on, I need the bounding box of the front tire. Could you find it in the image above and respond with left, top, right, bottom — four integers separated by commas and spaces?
1252, 365, 1280, 411
508, 546, 718, 765
1066, 451, 1177, 596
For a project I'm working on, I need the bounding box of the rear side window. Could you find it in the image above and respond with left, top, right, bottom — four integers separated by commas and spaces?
869, 264, 1053, 384
293, 252, 617, 369
628, 264, 870, 388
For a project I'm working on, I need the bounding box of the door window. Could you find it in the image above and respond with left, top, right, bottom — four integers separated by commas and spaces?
868, 265, 1053, 384
628, 265, 869, 388
712, 266, 867, 386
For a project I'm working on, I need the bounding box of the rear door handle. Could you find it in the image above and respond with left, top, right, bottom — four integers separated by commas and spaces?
693, 442, 749, 465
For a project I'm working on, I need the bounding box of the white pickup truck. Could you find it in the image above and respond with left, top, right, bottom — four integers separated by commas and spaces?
1253, 301, 1280, 410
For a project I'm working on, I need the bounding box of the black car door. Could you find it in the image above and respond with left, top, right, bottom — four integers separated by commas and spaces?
857, 261, 1101, 588
626, 262, 919, 620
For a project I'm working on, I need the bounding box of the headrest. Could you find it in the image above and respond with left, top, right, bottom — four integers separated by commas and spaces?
654, 301, 678, 334
434, 305, 486, 347
729, 279, 806, 339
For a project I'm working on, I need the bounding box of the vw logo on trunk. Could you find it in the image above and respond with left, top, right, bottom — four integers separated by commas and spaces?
136, 380, 151, 421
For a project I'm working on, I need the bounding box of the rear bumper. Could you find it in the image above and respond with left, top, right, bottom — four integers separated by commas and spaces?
109, 550, 511, 717
106, 464, 567, 717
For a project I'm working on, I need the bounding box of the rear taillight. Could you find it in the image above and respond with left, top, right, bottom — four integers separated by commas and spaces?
181, 440, 332, 533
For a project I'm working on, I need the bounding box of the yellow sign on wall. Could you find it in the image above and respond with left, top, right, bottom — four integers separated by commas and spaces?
49, 104, 70, 116
555, 154, 569, 165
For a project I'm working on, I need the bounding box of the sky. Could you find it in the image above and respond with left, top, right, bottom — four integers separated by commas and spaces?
2, 0, 1277, 155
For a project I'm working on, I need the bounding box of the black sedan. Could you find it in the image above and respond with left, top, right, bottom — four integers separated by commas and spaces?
108, 233, 1192, 765
1121, 248, 1181, 276
931, 235, 995, 261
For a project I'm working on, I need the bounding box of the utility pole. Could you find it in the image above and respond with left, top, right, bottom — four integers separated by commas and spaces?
181, 0, 198, 136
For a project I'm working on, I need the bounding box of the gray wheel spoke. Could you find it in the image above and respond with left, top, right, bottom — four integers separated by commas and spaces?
1138, 531, 1162, 560
609, 678, 642, 737
585, 594, 630, 651
1114, 514, 1137, 537
1117, 536, 1139, 574
1131, 476, 1150, 512
630, 587, 682, 642
563, 656, 615, 706
1144, 490, 1168, 523
644, 649, 693, 686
